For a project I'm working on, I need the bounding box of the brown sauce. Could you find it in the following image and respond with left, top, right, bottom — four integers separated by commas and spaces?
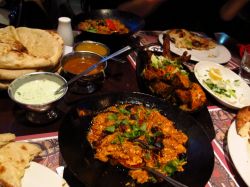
63, 56, 104, 75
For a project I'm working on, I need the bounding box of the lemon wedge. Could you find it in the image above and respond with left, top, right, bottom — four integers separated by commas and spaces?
208, 68, 222, 80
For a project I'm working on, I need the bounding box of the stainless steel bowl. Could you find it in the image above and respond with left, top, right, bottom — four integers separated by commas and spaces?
8, 72, 68, 123
60, 51, 107, 94
73, 40, 110, 57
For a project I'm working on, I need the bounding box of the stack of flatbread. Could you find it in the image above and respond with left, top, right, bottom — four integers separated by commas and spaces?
0, 26, 64, 89
0, 133, 42, 187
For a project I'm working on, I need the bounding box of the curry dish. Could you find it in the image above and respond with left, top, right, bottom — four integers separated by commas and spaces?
78, 19, 129, 34
87, 104, 188, 184
63, 56, 104, 75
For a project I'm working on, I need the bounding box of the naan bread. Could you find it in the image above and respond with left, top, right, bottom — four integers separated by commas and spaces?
0, 133, 15, 148
0, 142, 41, 187
0, 26, 22, 50
0, 69, 38, 80
236, 106, 250, 137
166, 29, 216, 50
0, 26, 64, 70
16, 28, 64, 67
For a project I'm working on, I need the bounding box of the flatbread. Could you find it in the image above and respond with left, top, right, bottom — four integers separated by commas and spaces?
0, 133, 15, 148
236, 106, 250, 137
0, 142, 41, 187
0, 69, 39, 80
0, 26, 64, 70
166, 29, 216, 50
0, 26, 22, 49
16, 28, 64, 67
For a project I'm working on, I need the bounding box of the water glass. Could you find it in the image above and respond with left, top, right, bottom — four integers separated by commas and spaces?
239, 50, 250, 84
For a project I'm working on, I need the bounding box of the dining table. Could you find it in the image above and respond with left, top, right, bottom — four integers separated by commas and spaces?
0, 30, 248, 187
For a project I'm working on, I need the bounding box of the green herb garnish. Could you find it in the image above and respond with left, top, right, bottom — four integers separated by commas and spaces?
107, 114, 118, 121
163, 159, 186, 176
105, 125, 116, 133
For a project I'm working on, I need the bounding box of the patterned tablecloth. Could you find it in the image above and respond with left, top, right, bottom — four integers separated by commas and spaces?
17, 31, 248, 187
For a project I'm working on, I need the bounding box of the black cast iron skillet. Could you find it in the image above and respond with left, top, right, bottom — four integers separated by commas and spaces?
59, 92, 214, 187
73, 9, 145, 50
135, 49, 216, 141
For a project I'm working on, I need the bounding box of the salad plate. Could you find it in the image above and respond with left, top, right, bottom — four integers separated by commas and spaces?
158, 31, 231, 64
194, 61, 250, 110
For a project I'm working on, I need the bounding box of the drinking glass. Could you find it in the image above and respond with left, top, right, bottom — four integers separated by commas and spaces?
239, 50, 250, 84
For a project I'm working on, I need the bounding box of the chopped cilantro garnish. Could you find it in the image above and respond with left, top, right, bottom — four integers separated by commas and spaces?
140, 123, 147, 131
107, 114, 118, 121
105, 125, 116, 133
163, 159, 186, 176
144, 152, 151, 160
119, 108, 131, 115
111, 134, 125, 144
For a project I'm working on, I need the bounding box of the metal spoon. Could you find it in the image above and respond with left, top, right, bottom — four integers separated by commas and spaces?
55, 45, 132, 94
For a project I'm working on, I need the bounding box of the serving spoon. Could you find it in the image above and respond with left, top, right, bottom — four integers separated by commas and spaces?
118, 160, 189, 187
55, 45, 132, 94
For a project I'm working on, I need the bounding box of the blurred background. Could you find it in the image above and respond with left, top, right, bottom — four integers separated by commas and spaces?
0, 0, 249, 43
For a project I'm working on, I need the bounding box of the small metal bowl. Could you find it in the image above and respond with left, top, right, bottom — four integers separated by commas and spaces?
60, 51, 107, 94
73, 40, 110, 57
8, 72, 68, 124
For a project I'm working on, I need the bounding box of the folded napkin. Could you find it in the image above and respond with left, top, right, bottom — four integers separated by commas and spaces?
238, 44, 250, 57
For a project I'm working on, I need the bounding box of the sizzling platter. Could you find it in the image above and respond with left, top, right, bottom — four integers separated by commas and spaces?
73, 9, 145, 50
58, 92, 214, 187
87, 103, 188, 184
136, 35, 207, 112
136, 37, 215, 141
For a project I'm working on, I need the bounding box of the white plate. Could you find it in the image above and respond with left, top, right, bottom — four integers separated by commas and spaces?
21, 162, 69, 187
194, 61, 250, 110
227, 121, 250, 186
158, 31, 231, 64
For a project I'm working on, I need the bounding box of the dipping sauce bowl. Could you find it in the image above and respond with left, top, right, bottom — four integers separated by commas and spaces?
8, 72, 68, 123
60, 51, 107, 94
73, 40, 110, 57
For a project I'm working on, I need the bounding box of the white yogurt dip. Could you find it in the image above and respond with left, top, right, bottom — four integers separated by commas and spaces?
14, 78, 63, 105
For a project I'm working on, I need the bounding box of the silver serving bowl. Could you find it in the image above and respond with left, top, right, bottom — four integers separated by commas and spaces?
60, 51, 107, 94
8, 72, 68, 123
73, 40, 110, 57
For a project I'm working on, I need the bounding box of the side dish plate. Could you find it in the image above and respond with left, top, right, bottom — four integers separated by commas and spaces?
227, 121, 250, 186
22, 162, 69, 187
58, 92, 214, 187
158, 31, 231, 64
194, 61, 250, 110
